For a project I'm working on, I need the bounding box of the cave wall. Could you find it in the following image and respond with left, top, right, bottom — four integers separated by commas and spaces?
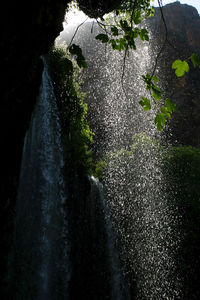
0, 0, 122, 292
1, 1, 67, 289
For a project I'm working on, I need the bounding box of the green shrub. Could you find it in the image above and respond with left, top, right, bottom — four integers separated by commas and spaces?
49, 45, 94, 173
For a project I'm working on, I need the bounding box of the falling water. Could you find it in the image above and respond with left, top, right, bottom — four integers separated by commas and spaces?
11, 57, 70, 300
103, 137, 182, 299
11, 8, 185, 298
59, 20, 163, 154
59, 15, 183, 299
88, 176, 131, 300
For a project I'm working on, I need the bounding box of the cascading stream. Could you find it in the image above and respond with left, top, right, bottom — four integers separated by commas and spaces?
58, 13, 183, 299
11, 52, 131, 300
88, 176, 131, 300
11, 57, 70, 300
11, 5, 194, 298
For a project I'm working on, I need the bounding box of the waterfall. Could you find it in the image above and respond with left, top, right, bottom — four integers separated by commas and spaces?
11, 5, 199, 298
11, 57, 70, 300
88, 176, 131, 300
11, 55, 129, 300
103, 137, 182, 299
58, 16, 183, 299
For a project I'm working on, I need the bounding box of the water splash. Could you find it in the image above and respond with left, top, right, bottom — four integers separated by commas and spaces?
104, 138, 182, 299
59, 21, 161, 153
59, 17, 183, 299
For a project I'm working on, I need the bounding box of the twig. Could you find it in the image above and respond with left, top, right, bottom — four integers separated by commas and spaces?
150, 0, 168, 78
68, 17, 89, 48
121, 0, 138, 95
96, 19, 110, 36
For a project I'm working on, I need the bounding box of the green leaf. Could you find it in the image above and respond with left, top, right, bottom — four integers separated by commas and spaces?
191, 53, 200, 68
172, 59, 189, 77
111, 26, 119, 36
152, 85, 161, 101
165, 98, 177, 113
96, 33, 109, 43
144, 34, 149, 41
120, 19, 129, 30
161, 106, 171, 119
133, 27, 140, 38
138, 97, 151, 111
139, 28, 149, 41
69, 44, 88, 69
133, 11, 141, 25
119, 37, 127, 50
152, 76, 158, 83
69, 44, 82, 56
109, 39, 117, 49
142, 73, 151, 85
76, 57, 88, 69
154, 113, 166, 131
129, 38, 136, 50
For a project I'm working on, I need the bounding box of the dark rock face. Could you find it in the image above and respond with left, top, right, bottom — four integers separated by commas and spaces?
78, 0, 122, 18
0, 0, 67, 290
152, 2, 200, 50
0, 0, 122, 293
147, 2, 200, 147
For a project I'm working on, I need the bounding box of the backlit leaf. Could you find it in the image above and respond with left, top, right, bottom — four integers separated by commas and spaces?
152, 85, 161, 101
172, 59, 189, 77
133, 11, 141, 25
152, 76, 158, 83
154, 113, 166, 131
138, 97, 151, 111
165, 98, 177, 113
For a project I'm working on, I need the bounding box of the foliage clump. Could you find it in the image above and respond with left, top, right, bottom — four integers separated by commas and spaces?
49, 45, 94, 173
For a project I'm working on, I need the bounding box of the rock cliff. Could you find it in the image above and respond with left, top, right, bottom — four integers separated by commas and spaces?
148, 2, 200, 146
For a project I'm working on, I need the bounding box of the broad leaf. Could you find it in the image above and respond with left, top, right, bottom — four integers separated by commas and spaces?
133, 27, 140, 38
96, 34, 109, 43
165, 98, 177, 113
111, 26, 119, 36
172, 59, 189, 77
154, 113, 166, 131
138, 97, 151, 111
152, 85, 161, 101
69, 44, 82, 56
139, 28, 149, 41
152, 76, 158, 83
69, 44, 88, 69
76, 57, 88, 69
120, 19, 129, 30
133, 11, 141, 25
161, 106, 171, 119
